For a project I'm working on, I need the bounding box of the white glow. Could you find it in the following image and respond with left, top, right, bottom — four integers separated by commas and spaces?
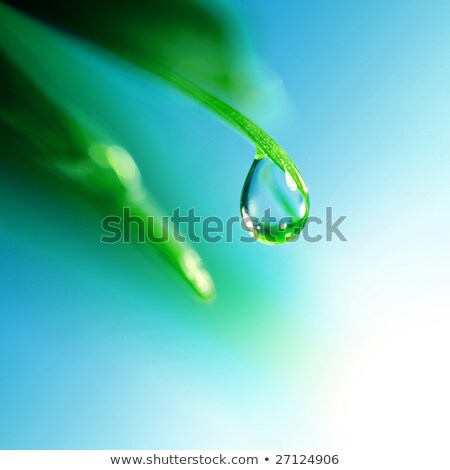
284, 170, 298, 191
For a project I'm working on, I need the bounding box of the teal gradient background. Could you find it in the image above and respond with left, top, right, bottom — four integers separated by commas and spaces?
0, 0, 448, 462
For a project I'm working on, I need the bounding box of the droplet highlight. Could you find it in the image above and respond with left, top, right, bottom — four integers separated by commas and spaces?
240, 153, 309, 244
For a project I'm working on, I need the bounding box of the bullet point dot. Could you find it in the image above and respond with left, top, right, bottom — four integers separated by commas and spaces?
265, 457, 269, 461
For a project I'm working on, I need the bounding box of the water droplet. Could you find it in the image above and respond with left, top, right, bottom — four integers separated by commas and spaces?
240, 152, 309, 244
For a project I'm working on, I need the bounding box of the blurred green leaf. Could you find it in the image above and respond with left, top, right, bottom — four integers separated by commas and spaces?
4, 0, 254, 99
0, 33, 215, 300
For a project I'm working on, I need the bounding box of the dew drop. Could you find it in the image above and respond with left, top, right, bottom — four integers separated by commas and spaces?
240, 152, 309, 244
